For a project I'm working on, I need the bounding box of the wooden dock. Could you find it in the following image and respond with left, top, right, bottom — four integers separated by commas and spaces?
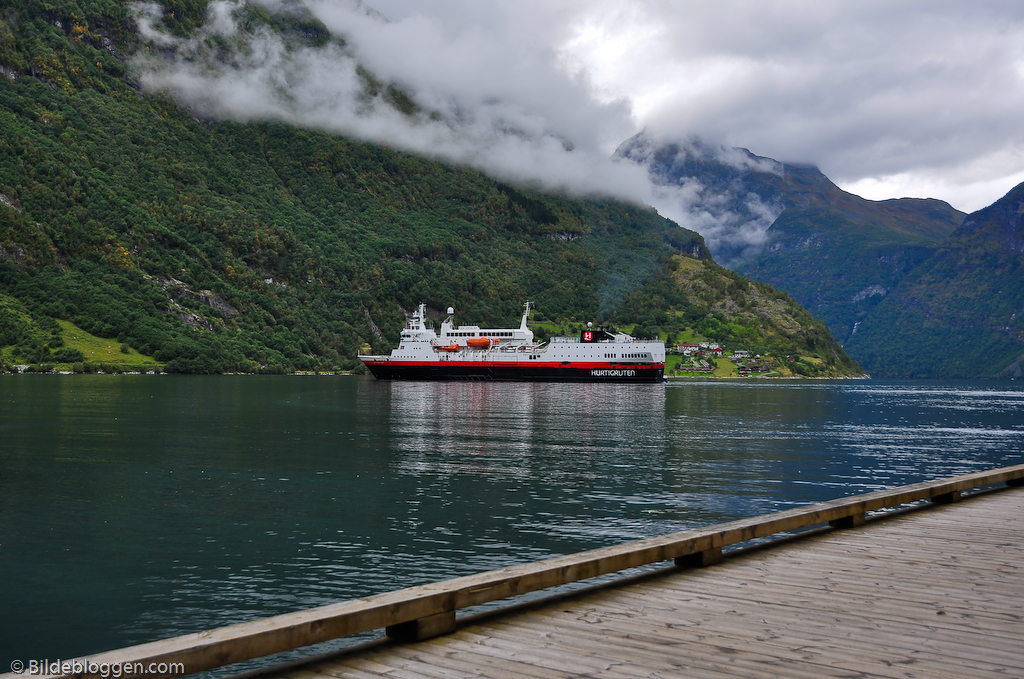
268, 486, 1024, 679
12, 466, 1020, 679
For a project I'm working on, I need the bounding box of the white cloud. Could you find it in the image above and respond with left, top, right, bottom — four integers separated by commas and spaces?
554, 0, 1024, 212
131, 0, 652, 200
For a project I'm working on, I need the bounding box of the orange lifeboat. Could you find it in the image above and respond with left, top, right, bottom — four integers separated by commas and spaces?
436, 343, 460, 352
466, 337, 492, 348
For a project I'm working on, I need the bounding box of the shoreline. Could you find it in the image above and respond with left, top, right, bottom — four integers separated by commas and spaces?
1, 371, 871, 379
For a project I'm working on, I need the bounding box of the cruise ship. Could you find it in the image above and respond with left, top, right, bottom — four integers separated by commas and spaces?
358, 303, 665, 382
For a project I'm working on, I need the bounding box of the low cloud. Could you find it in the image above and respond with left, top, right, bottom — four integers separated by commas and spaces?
652, 182, 782, 267
131, 0, 653, 200
556, 1, 1024, 212
615, 133, 783, 266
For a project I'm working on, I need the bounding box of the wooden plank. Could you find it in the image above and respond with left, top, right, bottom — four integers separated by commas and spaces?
735, 561, 1024, 600
299, 486, 1024, 679
333, 654, 475, 679
383, 643, 565, 679
389, 639, 619, 679
284, 664, 387, 679
566, 593, 1024, 668
472, 618, 895, 679
636, 573, 1024, 633
496, 608, 994, 679
522, 590, 1019, 660
386, 611, 456, 642
502, 592, 1018, 677
728, 553, 1024, 592
445, 627, 801, 679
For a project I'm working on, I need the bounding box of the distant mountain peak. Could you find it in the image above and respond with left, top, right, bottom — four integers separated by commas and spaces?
615, 131, 785, 180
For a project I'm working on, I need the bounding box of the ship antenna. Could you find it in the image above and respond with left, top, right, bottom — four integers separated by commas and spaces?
521, 301, 532, 330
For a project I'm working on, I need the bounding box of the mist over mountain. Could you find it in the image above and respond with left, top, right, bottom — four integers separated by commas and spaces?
617, 132, 966, 347
614, 134, 787, 268
127, 0, 652, 201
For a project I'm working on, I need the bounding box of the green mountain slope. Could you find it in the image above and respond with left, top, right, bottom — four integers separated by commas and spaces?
844, 182, 1024, 378
616, 135, 965, 344
0, 0, 860, 376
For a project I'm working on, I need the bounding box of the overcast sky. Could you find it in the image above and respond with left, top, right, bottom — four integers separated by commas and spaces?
363, 0, 1024, 212
138, 0, 1024, 213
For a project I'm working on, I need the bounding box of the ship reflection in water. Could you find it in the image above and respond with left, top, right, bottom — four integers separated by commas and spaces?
380, 381, 668, 482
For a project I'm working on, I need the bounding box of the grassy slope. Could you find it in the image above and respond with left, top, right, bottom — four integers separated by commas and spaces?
0, 293, 160, 370
57, 319, 161, 367
618, 255, 860, 377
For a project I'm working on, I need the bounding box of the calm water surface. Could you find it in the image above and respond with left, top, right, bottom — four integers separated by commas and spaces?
1, 376, 1021, 667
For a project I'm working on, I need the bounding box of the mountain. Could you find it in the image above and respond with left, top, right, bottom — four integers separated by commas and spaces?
0, 0, 860, 376
616, 133, 965, 344
844, 182, 1024, 378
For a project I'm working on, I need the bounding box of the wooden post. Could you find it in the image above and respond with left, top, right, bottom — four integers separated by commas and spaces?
675, 546, 723, 568
931, 490, 962, 504
386, 611, 456, 642
829, 512, 865, 528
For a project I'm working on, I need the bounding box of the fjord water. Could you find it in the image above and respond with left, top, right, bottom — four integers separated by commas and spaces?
1, 376, 1022, 666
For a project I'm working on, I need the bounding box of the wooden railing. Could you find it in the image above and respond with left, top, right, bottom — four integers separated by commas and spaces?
32, 464, 1024, 678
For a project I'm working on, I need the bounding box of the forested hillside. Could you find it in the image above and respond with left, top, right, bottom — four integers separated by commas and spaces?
845, 182, 1024, 378
0, 0, 860, 376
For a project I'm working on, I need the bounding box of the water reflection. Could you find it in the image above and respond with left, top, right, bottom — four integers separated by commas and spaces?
382, 381, 667, 482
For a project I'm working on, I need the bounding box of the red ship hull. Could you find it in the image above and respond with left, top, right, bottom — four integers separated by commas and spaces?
362, 360, 665, 382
